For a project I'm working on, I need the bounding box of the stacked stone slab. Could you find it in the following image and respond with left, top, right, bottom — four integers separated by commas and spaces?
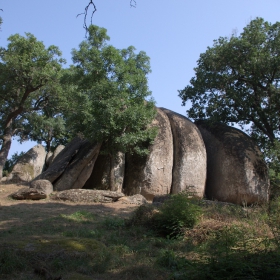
161, 108, 207, 198
196, 120, 270, 205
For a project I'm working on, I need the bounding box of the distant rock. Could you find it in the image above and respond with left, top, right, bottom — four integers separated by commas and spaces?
51, 189, 125, 203
161, 108, 207, 198
196, 121, 270, 205
124, 108, 173, 200
83, 152, 125, 192
7, 144, 46, 182
54, 141, 101, 191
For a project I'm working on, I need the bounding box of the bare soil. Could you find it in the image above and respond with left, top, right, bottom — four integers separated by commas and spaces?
0, 183, 138, 229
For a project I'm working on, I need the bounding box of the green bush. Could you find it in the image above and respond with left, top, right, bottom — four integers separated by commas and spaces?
154, 193, 202, 239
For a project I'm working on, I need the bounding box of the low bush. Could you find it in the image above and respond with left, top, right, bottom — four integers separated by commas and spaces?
154, 193, 202, 238
128, 192, 202, 239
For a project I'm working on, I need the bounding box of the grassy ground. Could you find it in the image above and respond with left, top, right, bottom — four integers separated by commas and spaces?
1, 183, 280, 280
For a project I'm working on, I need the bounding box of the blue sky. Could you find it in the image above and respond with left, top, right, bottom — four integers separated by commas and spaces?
1, 0, 280, 157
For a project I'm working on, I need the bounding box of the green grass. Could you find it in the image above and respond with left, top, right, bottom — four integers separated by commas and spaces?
1, 196, 280, 280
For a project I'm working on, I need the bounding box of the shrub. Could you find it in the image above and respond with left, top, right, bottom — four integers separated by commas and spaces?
154, 192, 202, 239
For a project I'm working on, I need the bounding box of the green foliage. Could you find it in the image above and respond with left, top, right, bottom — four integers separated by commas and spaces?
3, 151, 24, 177
103, 217, 125, 229
0, 248, 27, 275
265, 141, 280, 198
179, 17, 280, 148
64, 25, 157, 158
0, 32, 65, 176
154, 193, 202, 239
128, 193, 202, 239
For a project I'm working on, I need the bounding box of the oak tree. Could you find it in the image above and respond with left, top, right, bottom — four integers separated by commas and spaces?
179, 18, 280, 150
0, 33, 64, 178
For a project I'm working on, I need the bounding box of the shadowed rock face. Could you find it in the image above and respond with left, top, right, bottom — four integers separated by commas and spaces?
195, 121, 270, 205
54, 141, 101, 191
161, 108, 207, 198
123, 108, 173, 200
34, 137, 86, 183
7, 144, 46, 182
47, 145, 65, 167
83, 152, 125, 193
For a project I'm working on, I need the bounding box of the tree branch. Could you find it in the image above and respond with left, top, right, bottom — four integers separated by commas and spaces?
77, 0, 97, 33
77, 1, 136, 33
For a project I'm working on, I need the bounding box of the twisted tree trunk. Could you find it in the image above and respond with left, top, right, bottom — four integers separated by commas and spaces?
0, 120, 13, 179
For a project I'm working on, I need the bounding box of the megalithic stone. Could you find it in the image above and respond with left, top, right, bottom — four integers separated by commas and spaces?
160, 108, 207, 198
124, 108, 173, 200
195, 120, 269, 205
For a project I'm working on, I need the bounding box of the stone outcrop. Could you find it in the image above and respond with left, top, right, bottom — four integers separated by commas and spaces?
45, 151, 53, 167
161, 108, 207, 198
34, 137, 86, 183
7, 144, 46, 182
54, 141, 101, 191
123, 108, 173, 200
83, 152, 125, 192
48, 145, 65, 167
30, 180, 53, 197
51, 189, 125, 203
196, 120, 269, 205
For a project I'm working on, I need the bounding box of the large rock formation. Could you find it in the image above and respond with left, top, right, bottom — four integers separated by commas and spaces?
34, 137, 86, 183
196, 120, 269, 205
161, 108, 207, 198
6, 144, 46, 182
54, 141, 101, 191
83, 152, 125, 192
123, 108, 173, 200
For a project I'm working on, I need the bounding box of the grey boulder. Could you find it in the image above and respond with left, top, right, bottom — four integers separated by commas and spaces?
124, 108, 173, 200
7, 144, 46, 182
161, 108, 207, 198
196, 120, 270, 205
30, 179, 53, 196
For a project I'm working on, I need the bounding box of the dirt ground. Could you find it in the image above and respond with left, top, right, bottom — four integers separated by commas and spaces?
0, 183, 139, 223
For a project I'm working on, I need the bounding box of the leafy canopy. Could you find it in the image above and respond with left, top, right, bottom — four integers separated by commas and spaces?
0, 32, 65, 136
64, 25, 157, 157
179, 17, 280, 148
0, 32, 64, 178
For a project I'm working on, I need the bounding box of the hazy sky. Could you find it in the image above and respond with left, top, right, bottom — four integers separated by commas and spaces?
1, 0, 280, 156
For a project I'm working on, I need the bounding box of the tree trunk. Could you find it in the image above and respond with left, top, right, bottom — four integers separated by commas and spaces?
109, 154, 116, 191
0, 122, 13, 180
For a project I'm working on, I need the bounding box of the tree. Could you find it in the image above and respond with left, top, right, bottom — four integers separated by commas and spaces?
64, 25, 157, 190
0, 33, 64, 179
179, 17, 280, 150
